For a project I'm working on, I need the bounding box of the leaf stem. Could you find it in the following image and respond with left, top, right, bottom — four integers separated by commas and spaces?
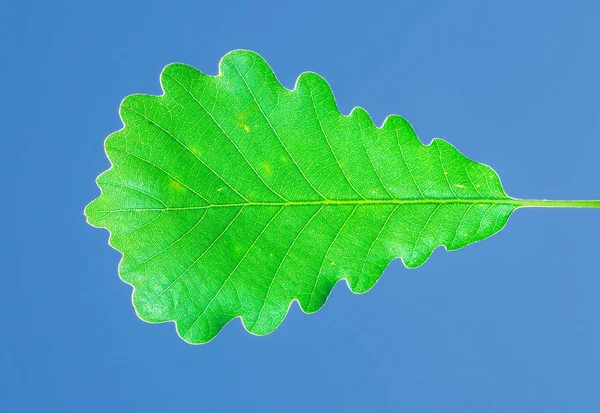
515, 199, 600, 209
93, 198, 600, 214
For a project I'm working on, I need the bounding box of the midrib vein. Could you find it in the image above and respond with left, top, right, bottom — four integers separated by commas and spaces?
98, 198, 600, 212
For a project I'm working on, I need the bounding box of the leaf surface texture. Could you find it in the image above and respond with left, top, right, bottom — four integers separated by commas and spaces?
85, 50, 516, 343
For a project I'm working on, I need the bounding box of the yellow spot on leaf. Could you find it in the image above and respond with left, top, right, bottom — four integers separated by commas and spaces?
259, 162, 273, 178
170, 180, 185, 191
236, 112, 251, 132
455, 184, 465, 189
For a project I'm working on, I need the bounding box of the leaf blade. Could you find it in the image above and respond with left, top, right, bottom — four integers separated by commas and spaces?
85, 50, 518, 343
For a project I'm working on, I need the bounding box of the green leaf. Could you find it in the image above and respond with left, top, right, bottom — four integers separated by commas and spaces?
85, 50, 600, 344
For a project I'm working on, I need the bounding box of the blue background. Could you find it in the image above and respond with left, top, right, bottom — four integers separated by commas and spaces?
4, 0, 600, 411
